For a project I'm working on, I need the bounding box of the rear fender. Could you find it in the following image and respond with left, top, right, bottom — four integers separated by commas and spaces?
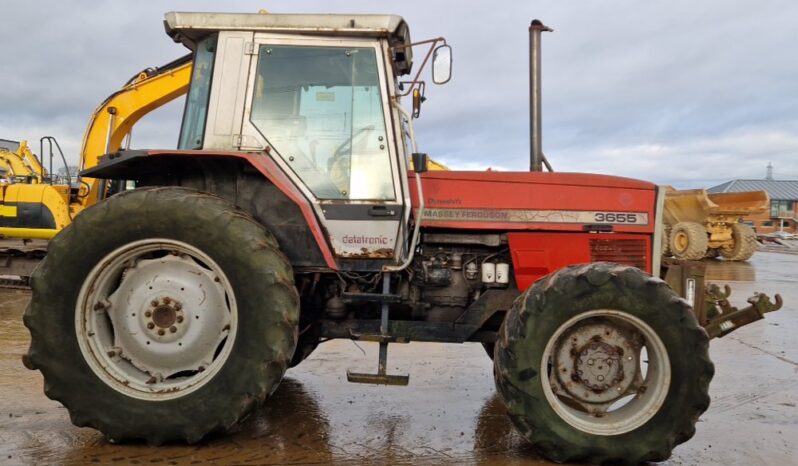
82, 149, 337, 269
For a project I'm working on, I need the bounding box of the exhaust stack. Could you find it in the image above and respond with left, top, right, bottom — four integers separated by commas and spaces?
529, 20, 552, 172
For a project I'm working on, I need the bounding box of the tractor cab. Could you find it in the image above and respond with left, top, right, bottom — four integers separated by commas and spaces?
165, 12, 449, 266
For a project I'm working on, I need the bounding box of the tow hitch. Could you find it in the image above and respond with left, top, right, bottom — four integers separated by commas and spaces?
703, 284, 783, 339
662, 258, 785, 339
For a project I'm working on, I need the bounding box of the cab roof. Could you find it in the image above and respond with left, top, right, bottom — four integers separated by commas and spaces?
164, 12, 413, 74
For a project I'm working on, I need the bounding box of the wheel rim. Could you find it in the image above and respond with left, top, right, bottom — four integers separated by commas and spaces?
541, 310, 671, 436
673, 230, 689, 252
75, 239, 238, 401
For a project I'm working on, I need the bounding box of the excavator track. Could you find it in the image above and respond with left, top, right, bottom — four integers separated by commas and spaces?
0, 238, 46, 290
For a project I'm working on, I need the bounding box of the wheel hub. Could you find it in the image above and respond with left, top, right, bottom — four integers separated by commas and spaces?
107, 254, 231, 379
554, 320, 639, 404
674, 231, 688, 252
152, 302, 179, 328
144, 298, 186, 339
574, 340, 623, 391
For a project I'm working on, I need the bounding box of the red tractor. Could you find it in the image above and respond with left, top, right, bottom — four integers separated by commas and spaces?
24, 12, 717, 464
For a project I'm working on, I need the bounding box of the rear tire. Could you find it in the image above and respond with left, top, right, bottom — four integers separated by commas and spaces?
494, 262, 713, 464
24, 187, 299, 444
661, 225, 672, 257
670, 221, 708, 260
720, 223, 757, 261
482, 342, 495, 360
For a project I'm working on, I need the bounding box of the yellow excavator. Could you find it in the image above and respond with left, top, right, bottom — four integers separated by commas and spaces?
1, 55, 193, 242
0, 139, 46, 184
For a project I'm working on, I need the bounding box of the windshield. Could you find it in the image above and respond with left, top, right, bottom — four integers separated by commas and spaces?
178, 34, 217, 150
249, 45, 394, 200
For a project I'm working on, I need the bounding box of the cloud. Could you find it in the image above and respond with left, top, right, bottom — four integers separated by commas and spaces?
1, 0, 796, 187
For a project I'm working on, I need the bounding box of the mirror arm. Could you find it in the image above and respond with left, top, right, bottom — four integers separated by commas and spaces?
392, 37, 447, 98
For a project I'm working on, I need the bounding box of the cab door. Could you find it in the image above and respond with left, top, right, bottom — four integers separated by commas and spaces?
239, 35, 405, 265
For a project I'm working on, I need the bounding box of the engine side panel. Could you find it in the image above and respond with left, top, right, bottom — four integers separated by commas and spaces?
507, 232, 650, 289
410, 171, 657, 234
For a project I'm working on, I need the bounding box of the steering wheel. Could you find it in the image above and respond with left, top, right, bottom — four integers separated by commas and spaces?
328, 125, 376, 172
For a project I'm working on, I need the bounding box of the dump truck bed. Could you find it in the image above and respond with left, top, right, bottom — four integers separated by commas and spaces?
664, 188, 770, 224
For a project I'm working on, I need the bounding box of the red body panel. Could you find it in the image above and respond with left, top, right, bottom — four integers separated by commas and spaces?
507, 232, 651, 289
409, 171, 657, 234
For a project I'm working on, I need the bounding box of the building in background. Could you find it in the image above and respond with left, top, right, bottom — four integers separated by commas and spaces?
708, 164, 798, 234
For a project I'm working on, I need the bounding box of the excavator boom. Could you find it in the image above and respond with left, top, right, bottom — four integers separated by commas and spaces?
0, 55, 192, 246
77, 54, 193, 209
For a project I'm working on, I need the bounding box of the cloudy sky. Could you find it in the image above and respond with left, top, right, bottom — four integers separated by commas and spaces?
2, 1, 797, 188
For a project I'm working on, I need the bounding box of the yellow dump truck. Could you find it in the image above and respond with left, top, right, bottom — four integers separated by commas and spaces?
663, 188, 768, 261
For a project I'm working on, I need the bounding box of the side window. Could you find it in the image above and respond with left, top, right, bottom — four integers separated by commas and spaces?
178, 34, 218, 150
249, 45, 394, 200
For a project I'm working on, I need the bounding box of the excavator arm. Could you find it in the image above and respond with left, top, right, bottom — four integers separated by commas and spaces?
76, 54, 193, 211
0, 140, 46, 182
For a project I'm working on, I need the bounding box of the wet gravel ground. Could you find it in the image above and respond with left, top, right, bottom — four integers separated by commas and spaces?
0, 252, 795, 465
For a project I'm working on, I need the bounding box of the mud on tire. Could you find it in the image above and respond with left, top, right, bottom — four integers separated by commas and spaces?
494, 262, 713, 464
24, 187, 299, 444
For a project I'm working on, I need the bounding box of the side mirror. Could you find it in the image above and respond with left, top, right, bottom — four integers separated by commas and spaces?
412, 153, 429, 173
432, 45, 452, 84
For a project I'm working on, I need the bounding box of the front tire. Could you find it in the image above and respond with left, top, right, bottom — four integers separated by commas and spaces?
24, 187, 299, 443
494, 262, 713, 464
670, 221, 708, 260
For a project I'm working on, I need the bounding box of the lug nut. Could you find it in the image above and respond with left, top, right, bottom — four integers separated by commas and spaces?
147, 323, 155, 330
157, 329, 165, 336
151, 300, 159, 307
107, 350, 116, 357
174, 302, 182, 310
145, 311, 152, 317
176, 316, 184, 323
163, 297, 171, 304
170, 326, 177, 333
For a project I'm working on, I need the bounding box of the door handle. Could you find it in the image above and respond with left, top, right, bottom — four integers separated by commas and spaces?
368, 206, 396, 217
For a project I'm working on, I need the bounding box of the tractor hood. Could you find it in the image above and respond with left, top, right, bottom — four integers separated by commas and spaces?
409, 171, 657, 234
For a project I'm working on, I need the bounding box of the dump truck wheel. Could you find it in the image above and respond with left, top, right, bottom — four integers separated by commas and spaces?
494, 262, 713, 464
661, 225, 672, 257
720, 223, 757, 261
670, 221, 708, 260
24, 187, 299, 444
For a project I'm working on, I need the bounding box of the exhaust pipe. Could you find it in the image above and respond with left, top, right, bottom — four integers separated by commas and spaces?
529, 19, 552, 172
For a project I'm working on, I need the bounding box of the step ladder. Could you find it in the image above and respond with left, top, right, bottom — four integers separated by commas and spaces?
346, 272, 409, 386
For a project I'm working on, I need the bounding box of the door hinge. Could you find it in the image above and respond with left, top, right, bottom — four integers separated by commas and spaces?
245, 42, 256, 55
232, 134, 264, 151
